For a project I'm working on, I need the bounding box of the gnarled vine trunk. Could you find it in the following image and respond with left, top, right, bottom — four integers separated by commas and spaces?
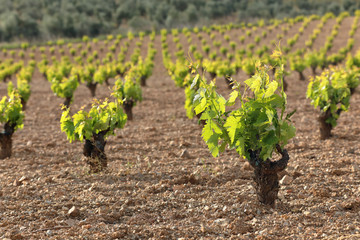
83, 130, 108, 173
311, 66, 317, 76
298, 71, 305, 81
209, 72, 216, 80
4, 75, 11, 82
350, 87, 356, 95
63, 97, 72, 108
105, 78, 110, 86
318, 109, 333, 140
21, 98, 27, 111
248, 146, 289, 206
87, 82, 98, 97
0, 122, 16, 159
123, 100, 134, 121
140, 76, 147, 87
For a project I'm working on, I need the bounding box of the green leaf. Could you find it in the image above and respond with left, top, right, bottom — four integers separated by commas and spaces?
265, 107, 274, 123
264, 81, 278, 98
190, 74, 199, 89
262, 130, 277, 146
245, 76, 260, 92
207, 134, 220, 157
224, 115, 240, 143
227, 90, 239, 106
201, 121, 213, 142
194, 97, 207, 115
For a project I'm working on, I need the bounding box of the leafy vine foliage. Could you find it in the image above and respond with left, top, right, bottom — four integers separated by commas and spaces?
193, 52, 295, 160
112, 67, 143, 121
0, 91, 24, 159
60, 99, 127, 173
191, 51, 296, 205
307, 67, 359, 139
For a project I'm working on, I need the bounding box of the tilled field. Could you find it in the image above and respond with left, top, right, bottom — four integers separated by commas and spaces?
0, 16, 360, 239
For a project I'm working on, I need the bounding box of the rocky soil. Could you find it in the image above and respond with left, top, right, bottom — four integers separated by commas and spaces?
0, 16, 360, 239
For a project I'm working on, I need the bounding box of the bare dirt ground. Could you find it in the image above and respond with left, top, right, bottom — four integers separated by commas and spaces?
0, 16, 360, 239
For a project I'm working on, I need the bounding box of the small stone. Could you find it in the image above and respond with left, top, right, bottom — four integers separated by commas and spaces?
214, 218, 227, 226
13, 179, 22, 186
46, 230, 52, 236
242, 162, 252, 171
68, 206, 80, 218
82, 224, 92, 229
331, 169, 346, 176
145, 127, 156, 131
26, 141, 32, 146
279, 175, 293, 185
18, 176, 28, 183
303, 211, 311, 216
180, 141, 191, 148
278, 170, 288, 179
180, 149, 191, 158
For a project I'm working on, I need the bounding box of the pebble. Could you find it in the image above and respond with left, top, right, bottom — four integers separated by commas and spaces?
180, 149, 191, 158
294, 165, 300, 171
214, 218, 228, 226
13, 179, 22, 187
303, 211, 311, 216
242, 161, 252, 171
18, 176, 28, 183
280, 175, 293, 185
68, 206, 80, 218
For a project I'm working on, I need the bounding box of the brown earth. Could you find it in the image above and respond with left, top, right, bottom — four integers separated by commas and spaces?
0, 16, 360, 239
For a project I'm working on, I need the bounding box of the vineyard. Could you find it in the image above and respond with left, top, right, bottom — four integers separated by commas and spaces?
0, 12, 360, 239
